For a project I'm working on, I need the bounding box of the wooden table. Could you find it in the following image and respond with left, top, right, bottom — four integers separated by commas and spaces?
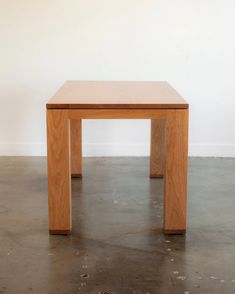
46, 81, 189, 235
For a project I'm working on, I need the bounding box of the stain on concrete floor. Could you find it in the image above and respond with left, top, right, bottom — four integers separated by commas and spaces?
0, 157, 235, 294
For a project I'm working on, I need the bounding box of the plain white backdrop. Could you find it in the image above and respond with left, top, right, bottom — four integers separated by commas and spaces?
0, 0, 235, 157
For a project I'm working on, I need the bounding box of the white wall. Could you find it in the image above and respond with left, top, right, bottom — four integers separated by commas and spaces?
0, 0, 235, 157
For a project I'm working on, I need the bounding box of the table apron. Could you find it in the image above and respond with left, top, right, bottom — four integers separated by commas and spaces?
68, 109, 180, 119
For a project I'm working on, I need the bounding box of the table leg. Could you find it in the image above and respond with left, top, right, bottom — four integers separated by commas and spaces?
150, 119, 166, 178
163, 109, 188, 234
47, 110, 71, 234
70, 119, 82, 178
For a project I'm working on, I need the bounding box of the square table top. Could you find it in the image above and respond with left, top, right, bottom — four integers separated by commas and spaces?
46, 81, 188, 109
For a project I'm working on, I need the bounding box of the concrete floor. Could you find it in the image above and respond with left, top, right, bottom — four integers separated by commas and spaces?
0, 157, 235, 294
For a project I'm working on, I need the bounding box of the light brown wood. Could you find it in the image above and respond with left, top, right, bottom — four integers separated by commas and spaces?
70, 119, 82, 178
46, 82, 189, 236
47, 81, 188, 109
150, 119, 166, 178
163, 109, 188, 234
69, 109, 168, 119
47, 109, 71, 234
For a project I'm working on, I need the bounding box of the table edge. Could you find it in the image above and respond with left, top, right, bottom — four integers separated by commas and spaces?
46, 103, 189, 109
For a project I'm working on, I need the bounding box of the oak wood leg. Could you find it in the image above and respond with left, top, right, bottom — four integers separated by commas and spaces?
70, 119, 82, 178
47, 110, 71, 235
163, 110, 188, 234
150, 119, 166, 178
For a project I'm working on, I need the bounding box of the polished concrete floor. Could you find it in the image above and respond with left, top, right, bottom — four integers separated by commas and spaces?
0, 157, 235, 294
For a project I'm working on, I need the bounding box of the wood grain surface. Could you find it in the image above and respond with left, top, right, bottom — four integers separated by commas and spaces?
47, 109, 72, 234
47, 81, 188, 109
150, 119, 166, 178
68, 109, 168, 119
163, 109, 188, 234
46, 82, 189, 235
70, 119, 82, 178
